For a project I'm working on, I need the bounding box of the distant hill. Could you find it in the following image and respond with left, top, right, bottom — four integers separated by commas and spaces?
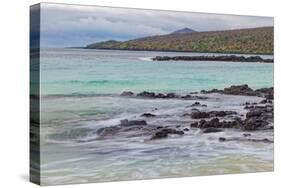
171, 27, 197, 34
86, 40, 122, 49
85, 27, 273, 54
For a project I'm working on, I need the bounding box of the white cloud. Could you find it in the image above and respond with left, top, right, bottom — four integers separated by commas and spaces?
39, 3, 274, 47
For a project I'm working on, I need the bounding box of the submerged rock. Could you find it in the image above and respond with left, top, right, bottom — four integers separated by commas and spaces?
191, 111, 210, 119
137, 91, 156, 98
209, 110, 237, 117
104, 85, 273, 142
192, 102, 200, 106
96, 126, 121, 137
219, 137, 227, 142
120, 91, 134, 96
223, 84, 256, 96
255, 87, 274, 99
155, 93, 166, 98
260, 99, 267, 104
190, 110, 236, 119
166, 93, 179, 98
248, 138, 273, 143
246, 109, 262, 118
182, 113, 191, 117
200, 118, 221, 128
242, 118, 268, 131
120, 119, 147, 126
200, 85, 273, 98
181, 94, 192, 99
243, 133, 251, 137
190, 103, 273, 132
191, 115, 269, 131
242, 105, 273, 131
194, 96, 209, 100
190, 122, 199, 128
190, 117, 241, 129
127, 90, 211, 101
151, 131, 168, 139
141, 113, 156, 117
203, 127, 223, 133
151, 128, 184, 140
191, 102, 204, 107
218, 137, 273, 143
201, 88, 223, 94
136, 91, 179, 99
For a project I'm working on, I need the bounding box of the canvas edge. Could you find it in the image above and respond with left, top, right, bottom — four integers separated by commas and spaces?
30, 3, 41, 186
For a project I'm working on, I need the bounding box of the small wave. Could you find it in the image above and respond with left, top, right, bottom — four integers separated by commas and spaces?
43, 112, 141, 144
45, 127, 95, 144
49, 79, 138, 86
41, 93, 116, 99
49, 80, 110, 84
68, 80, 110, 84
138, 57, 153, 61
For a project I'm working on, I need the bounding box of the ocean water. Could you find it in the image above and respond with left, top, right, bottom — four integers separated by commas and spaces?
40, 48, 273, 95
38, 48, 273, 185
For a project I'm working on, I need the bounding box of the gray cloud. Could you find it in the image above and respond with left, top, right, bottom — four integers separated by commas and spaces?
39, 3, 273, 47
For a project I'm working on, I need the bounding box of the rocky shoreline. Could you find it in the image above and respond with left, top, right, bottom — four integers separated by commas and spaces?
152, 55, 273, 63
96, 84, 273, 143
121, 84, 273, 100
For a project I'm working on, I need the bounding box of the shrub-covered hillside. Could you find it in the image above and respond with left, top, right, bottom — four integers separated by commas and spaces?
86, 27, 273, 54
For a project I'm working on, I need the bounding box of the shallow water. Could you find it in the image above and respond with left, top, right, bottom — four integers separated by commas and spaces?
40, 48, 273, 95
38, 49, 273, 185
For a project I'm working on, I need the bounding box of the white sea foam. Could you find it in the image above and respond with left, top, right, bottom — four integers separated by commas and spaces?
138, 57, 153, 61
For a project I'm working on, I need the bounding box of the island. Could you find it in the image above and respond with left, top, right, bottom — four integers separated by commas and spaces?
85, 26, 273, 55
152, 55, 273, 63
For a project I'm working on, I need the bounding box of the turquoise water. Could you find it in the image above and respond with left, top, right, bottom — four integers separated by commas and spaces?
40, 48, 273, 95
39, 48, 273, 185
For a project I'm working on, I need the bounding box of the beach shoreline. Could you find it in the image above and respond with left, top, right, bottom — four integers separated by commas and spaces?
39, 47, 274, 185
96, 84, 273, 140
40, 84, 274, 185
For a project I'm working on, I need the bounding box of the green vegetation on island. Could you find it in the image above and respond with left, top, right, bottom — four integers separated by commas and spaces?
86, 27, 273, 54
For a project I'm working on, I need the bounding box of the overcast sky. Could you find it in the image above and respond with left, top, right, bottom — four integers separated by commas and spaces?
39, 3, 274, 48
